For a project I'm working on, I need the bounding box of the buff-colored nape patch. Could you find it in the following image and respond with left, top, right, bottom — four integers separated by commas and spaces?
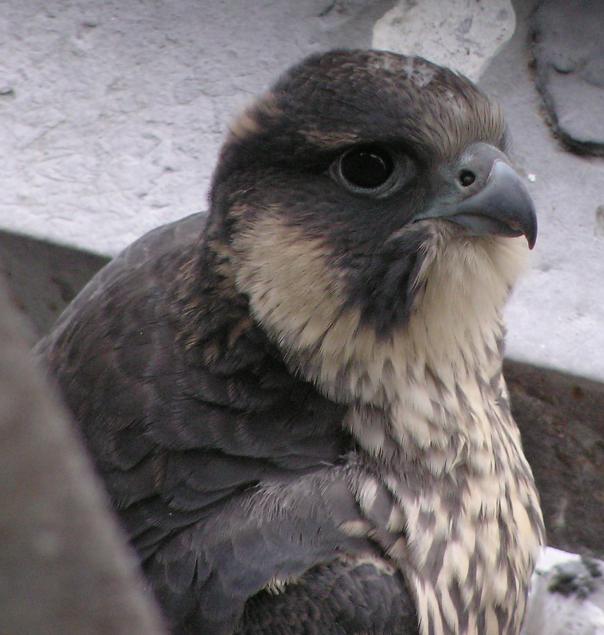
301, 128, 360, 149
405, 228, 529, 370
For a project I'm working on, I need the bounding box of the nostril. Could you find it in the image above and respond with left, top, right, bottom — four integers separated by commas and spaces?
458, 169, 476, 187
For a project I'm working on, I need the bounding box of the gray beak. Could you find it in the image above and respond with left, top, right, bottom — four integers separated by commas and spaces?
414, 146, 538, 249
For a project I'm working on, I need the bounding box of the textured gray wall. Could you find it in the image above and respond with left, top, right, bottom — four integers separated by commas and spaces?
0, 0, 393, 252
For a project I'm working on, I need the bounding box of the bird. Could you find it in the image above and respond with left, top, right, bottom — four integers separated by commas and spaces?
36, 49, 545, 635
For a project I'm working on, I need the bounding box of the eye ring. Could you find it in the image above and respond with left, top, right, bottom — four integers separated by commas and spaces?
331, 145, 405, 197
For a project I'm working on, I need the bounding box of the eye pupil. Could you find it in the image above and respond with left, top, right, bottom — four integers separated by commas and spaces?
339, 145, 394, 190
458, 169, 476, 187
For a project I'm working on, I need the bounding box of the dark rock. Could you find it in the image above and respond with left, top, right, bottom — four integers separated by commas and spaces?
530, 0, 604, 156
506, 360, 604, 558
0, 230, 109, 337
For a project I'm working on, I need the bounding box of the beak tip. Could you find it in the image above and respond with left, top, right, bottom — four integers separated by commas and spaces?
525, 206, 538, 250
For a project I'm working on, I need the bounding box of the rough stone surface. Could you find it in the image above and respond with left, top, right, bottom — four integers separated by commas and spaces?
0, 230, 108, 337
0, 0, 393, 256
506, 361, 604, 559
479, 0, 604, 382
523, 549, 604, 635
531, 0, 604, 157
373, 0, 516, 81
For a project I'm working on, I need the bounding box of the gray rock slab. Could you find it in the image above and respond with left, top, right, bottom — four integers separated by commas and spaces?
479, 0, 604, 382
523, 549, 604, 635
373, 0, 516, 81
0, 0, 393, 255
531, 0, 604, 157
0, 277, 166, 634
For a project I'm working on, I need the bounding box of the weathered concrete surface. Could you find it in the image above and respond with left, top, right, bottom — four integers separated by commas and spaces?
531, 0, 604, 157
522, 548, 604, 635
0, 277, 166, 634
478, 0, 604, 382
523, 549, 604, 635
373, 0, 516, 81
0, 0, 393, 255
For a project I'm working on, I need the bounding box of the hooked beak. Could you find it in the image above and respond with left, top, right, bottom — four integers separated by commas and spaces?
414, 145, 538, 249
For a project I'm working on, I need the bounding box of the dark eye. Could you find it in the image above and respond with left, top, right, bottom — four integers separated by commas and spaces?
335, 145, 396, 194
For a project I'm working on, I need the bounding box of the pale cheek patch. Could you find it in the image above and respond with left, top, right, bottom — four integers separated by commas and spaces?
233, 213, 348, 359
406, 230, 529, 375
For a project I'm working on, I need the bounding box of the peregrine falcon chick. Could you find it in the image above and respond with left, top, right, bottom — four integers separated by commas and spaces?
37, 50, 544, 635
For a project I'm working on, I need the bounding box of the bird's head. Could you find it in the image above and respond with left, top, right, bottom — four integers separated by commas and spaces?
206, 50, 537, 402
